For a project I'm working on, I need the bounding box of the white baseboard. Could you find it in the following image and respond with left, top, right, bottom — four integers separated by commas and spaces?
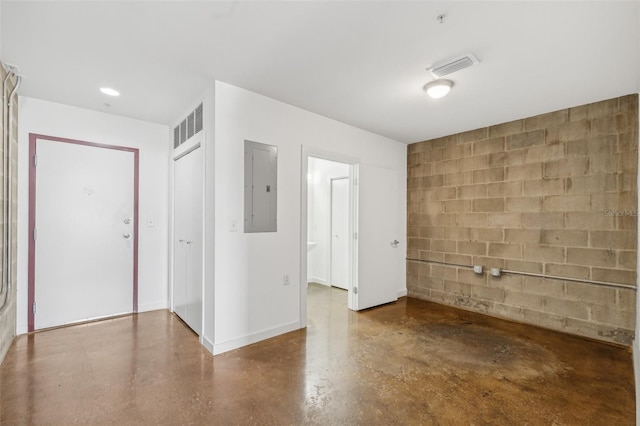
213, 321, 300, 355
138, 300, 167, 312
397, 289, 408, 297
202, 335, 215, 354
17, 322, 27, 335
308, 277, 328, 285
16, 301, 167, 335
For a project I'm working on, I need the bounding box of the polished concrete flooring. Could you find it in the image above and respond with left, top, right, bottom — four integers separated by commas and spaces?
0, 283, 635, 424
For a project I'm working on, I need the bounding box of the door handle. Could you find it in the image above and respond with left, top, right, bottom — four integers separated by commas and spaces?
390, 240, 399, 248
123, 233, 131, 239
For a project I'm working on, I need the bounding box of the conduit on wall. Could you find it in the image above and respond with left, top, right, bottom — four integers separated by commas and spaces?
0, 62, 22, 313
406, 258, 637, 291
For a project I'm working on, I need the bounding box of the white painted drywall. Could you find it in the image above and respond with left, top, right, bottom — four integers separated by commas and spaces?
16, 97, 170, 333
213, 81, 406, 354
307, 157, 349, 285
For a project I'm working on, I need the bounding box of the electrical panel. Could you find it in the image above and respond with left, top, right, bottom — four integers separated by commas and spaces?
244, 140, 277, 233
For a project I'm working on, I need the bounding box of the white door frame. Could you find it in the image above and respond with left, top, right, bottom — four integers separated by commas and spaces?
300, 146, 359, 328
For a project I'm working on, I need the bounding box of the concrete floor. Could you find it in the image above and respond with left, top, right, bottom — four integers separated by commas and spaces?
0, 283, 635, 424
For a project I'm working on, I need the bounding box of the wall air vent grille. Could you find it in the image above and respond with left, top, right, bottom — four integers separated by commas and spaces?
195, 103, 203, 133
180, 119, 187, 144
187, 112, 195, 139
173, 126, 180, 149
173, 102, 204, 149
428, 53, 479, 78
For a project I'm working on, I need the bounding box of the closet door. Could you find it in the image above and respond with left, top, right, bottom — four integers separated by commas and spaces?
185, 147, 203, 335
173, 146, 203, 335
330, 177, 349, 290
173, 155, 190, 323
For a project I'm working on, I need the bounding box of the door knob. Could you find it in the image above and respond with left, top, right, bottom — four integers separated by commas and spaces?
123, 218, 131, 224
123, 233, 131, 239
390, 240, 399, 248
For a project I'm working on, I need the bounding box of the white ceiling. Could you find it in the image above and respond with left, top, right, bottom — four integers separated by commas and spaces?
2, 1, 639, 144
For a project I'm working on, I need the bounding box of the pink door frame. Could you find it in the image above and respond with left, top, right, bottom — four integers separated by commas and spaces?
28, 133, 140, 332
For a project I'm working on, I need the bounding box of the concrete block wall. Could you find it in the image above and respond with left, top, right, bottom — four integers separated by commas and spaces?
407, 94, 638, 345
0, 67, 18, 365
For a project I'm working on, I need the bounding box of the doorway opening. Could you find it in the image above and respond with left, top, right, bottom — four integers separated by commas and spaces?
303, 154, 356, 328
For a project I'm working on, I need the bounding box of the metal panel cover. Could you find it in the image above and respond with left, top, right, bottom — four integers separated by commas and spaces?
244, 140, 277, 232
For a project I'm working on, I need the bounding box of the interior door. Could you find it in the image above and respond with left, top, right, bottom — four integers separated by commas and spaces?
173, 154, 190, 323
356, 164, 401, 310
173, 146, 203, 335
330, 177, 349, 290
32, 137, 136, 330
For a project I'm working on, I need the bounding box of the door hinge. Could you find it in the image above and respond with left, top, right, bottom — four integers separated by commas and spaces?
353, 232, 358, 240
32, 302, 36, 314
33, 228, 37, 240
33, 155, 38, 167
353, 287, 358, 294
354, 177, 358, 186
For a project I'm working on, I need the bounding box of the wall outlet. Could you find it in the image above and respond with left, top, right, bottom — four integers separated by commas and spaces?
283, 274, 290, 285
473, 265, 483, 274
490, 267, 502, 277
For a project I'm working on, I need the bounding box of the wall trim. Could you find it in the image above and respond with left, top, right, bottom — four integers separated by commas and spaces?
397, 289, 408, 297
213, 321, 300, 355
138, 300, 168, 312
202, 335, 214, 354
308, 277, 329, 286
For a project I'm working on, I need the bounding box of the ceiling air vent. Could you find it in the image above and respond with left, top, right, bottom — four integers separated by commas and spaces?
427, 53, 479, 78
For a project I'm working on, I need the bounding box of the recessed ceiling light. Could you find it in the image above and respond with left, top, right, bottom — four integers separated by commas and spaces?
423, 79, 453, 99
100, 87, 120, 97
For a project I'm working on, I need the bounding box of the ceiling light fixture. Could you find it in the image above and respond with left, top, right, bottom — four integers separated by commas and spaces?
423, 79, 453, 99
100, 87, 120, 97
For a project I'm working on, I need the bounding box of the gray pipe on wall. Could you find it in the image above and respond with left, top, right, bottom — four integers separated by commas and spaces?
0, 63, 21, 313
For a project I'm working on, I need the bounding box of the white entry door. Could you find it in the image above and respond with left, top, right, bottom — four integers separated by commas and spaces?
173, 146, 203, 335
330, 177, 349, 290
33, 138, 135, 330
356, 164, 401, 310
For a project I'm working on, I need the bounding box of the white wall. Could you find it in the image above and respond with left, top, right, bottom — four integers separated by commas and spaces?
16, 97, 170, 333
212, 81, 406, 354
307, 157, 349, 285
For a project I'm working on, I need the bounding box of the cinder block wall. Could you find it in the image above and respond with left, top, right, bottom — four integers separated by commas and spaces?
407, 94, 638, 345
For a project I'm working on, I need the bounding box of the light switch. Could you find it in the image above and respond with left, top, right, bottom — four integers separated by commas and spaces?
230, 220, 238, 232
